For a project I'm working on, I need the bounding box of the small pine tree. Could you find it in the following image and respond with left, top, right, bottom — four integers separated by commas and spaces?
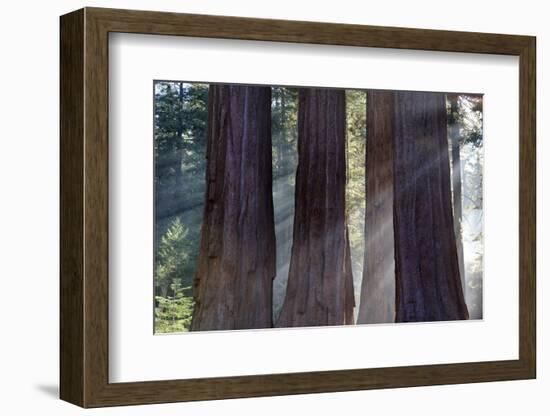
155, 279, 195, 333
155, 217, 189, 296
154, 218, 197, 333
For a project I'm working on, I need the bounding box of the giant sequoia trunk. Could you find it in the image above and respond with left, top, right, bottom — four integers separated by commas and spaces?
447, 93, 466, 293
276, 88, 354, 327
393, 91, 469, 322
357, 91, 396, 324
191, 85, 276, 331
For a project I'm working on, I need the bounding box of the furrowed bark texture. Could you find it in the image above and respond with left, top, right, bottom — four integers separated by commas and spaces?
393, 91, 469, 322
191, 85, 276, 331
277, 88, 354, 327
357, 91, 396, 324
447, 93, 466, 293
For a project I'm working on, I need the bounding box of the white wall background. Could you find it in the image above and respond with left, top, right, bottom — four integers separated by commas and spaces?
0, 0, 545, 414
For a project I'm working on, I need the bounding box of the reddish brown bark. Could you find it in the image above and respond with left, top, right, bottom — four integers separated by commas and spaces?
357, 91, 396, 324
276, 88, 354, 327
393, 91, 469, 322
191, 85, 276, 331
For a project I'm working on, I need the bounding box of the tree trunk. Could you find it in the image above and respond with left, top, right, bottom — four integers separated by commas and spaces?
276, 88, 354, 327
357, 91, 395, 324
191, 85, 276, 331
447, 93, 466, 294
174, 82, 186, 207
393, 91, 469, 322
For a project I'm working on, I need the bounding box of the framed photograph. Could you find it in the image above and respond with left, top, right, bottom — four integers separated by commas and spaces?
60, 7, 536, 408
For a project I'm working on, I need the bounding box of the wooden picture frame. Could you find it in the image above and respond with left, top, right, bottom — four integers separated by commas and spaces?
60, 7, 536, 408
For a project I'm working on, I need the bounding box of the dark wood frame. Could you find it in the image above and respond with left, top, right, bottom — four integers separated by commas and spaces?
60, 7, 536, 408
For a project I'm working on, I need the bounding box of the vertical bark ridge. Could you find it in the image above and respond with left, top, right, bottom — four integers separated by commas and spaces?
191, 84, 276, 331
277, 88, 354, 328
